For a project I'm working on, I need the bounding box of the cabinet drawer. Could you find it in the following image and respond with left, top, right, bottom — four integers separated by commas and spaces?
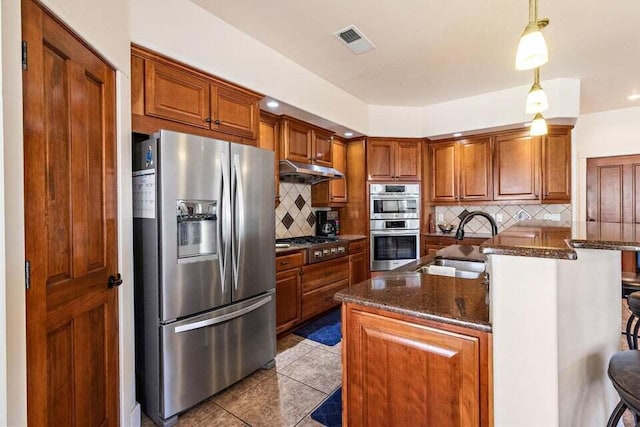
276, 252, 303, 272
349, 240, 367, 255
302, 279, 348, 320
301, 257, 349, 293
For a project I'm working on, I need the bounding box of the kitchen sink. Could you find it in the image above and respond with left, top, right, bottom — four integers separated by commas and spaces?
416, 258, 486, 279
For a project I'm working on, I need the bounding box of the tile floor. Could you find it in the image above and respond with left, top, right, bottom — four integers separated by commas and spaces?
141, 334, 342, 427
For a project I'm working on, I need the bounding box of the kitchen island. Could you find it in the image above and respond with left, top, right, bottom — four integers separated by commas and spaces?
336, 221, 640, 427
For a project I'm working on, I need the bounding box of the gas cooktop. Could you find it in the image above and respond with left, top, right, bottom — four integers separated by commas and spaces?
276, 235, 347, 264
276, 235, 338, 245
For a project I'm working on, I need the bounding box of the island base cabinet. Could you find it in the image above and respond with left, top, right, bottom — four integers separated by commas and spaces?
342, 304, 491, 427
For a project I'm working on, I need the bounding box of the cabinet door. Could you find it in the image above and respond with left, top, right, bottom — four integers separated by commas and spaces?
430, 142, 458, 202
275, 269, 301, 334
367, 140, 395, 181
459, 137, 492, 201
145, 61, 211, 128
211, 84, 259, 140
396, 141, 422, 181
329, 139, 348, 203
259, 113, 280, 205
282, 119, 312, 163
345, 309, 481, 426
312, 129, 333, 167
349, 252, 368, 286
493, 132, 540, 201
541, 129, 571, 203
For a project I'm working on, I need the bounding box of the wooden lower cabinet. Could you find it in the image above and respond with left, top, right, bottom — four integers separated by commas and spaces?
276, 268, 301, 334
348, 239, 369, 286
301, 257, 349, 320
342, 304, 491, 427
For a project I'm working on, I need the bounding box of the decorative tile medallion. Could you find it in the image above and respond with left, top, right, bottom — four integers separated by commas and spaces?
295, 194, 306, 210
307, 212, 316, 227
282, 212, 294, 230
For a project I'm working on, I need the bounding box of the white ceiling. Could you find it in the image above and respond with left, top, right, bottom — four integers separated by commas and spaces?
191, 0, 640, 114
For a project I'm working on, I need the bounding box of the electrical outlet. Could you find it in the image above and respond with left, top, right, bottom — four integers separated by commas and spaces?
495, 213, 503, 223
438, 214, 444, 222
543, 213, 561, 221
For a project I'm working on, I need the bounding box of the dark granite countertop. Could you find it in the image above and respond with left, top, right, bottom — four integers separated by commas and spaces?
335, 256, 491, 332
423, 232, 492, 240
275, 246, 304, 256
480, 220, 640, 259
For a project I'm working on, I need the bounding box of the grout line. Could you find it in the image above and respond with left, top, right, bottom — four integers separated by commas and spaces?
211, 401, 252, 427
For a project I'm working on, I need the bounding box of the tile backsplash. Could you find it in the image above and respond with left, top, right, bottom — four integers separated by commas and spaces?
434, 204, 572, 234
275, 182, 328, 238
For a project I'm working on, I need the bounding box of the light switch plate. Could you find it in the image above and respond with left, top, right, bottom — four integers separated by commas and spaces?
438, 214, 444, 222
543, 213, 561, 221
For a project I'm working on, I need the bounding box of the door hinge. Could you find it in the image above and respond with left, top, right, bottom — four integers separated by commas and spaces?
25, 260, 31, 290
21, 41, 27, 70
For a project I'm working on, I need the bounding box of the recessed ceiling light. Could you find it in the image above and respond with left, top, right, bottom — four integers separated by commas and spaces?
628, 94, 640, 101
266, 100, 279, 108
453, 133, 462, 137
344, 132, 354, 137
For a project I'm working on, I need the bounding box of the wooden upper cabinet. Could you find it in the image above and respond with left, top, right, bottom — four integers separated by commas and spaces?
311, 137, 347, 206
258, 111, 280, 206
282, 118, 313, 163
312, 129, 333, 167
145, 60, 211, 129
396, 141, 422, 181
541, 128, 571, 203
459, 137, 492, 201
131, 45, 262, 143
211, 84, 259, 139
367, 139, 421, 182
430, 142, 458, 202
493, 131, 540, 201
367, 140, 395, 181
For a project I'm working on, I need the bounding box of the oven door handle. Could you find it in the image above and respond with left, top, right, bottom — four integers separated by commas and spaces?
370, 230, 420, 235
370, 195, 420, 200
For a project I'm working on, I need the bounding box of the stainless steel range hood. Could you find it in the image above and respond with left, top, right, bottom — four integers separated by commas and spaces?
279, 160, 345, 184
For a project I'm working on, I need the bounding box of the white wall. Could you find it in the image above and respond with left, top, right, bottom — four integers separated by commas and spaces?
573, 106, 640, 220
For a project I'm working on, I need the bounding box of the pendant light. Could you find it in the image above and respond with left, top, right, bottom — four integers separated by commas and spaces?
530, 113, 548, 136
515, 0, 549, 70
525, 68, 548, 114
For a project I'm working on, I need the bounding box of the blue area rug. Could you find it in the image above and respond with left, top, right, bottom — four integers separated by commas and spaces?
311, 387, 342, 427
293, 307, 341, 346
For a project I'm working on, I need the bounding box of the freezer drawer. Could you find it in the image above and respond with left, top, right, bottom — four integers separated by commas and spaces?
160, 291, 276, 418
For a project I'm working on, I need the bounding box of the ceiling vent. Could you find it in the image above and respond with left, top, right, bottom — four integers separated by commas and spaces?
334, 25, 375, 55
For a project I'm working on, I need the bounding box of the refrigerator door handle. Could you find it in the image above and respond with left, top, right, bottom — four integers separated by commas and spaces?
217, 151, 228, 294
173, 295, 272, 333
232, 153, 245, 291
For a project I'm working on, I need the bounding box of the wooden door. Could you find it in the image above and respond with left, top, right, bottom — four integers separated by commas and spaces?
312, 129, 333, 167
541, 128, 571, 202
258, 111, 280, 205
329, 138, 347, 202
211, 84, 259, 140
430, 142, 458, 202
367, 139, 395, 181
395, 140, 422, 181
349, 252, 368, 286
22, 1, 119, 425
459, 137, 492, 201
344, 308, 481, 426
282, 119, 312, 163
145, 60, 211, 128
587, 154, 640, 223
275, 269, 301, 334
493, 131, 540, 201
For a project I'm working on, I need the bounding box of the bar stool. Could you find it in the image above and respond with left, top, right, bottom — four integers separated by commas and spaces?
607, 291, 640, 426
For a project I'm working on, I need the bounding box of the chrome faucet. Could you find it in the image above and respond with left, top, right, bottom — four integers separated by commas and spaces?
454, 211, 498, 240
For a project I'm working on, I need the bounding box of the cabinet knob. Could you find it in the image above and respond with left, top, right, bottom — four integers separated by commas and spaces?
205, 117, 212, 123
214, 119, 221, 125
534, 192, 539, 198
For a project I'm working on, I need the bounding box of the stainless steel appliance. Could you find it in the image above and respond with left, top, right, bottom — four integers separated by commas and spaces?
370, 183, 421, 271
370, 183, 420, 219
133, 130, 276, 427
316, 210, 339, 236
276, 236, 348, 264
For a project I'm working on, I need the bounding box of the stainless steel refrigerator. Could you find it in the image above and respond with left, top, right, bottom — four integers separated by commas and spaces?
133, 130, 276, 427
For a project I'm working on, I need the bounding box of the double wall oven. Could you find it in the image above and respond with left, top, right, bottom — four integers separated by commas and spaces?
370, 184, 420, 271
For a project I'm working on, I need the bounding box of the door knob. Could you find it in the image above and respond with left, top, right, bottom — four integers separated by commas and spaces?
108, 273, 123, 288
